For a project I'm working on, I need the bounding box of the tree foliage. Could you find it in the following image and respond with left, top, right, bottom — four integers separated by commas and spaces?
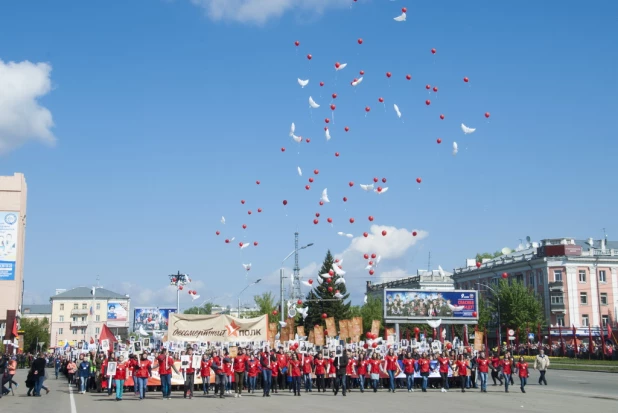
20, 318, 50, 353
490, 279, 545, 341
475, 251, 504, 262
246, 292, 277, 318
183, 302, 213, 315
303, 250, 351, 330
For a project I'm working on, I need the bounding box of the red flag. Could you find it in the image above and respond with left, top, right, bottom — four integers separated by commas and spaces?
11, 318, 18, 337
608, 324, 616, 342
98, 324, 118, 344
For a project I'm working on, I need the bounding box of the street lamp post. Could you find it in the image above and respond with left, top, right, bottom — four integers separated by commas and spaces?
238, 279, 262, 318
280, 242, 314, 324
168, 271, 190, 313
476, 282, 501, 350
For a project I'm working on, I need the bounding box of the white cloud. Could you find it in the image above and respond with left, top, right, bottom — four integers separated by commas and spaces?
0, 59, 56, 153
190, 0, 350, 25
345, 225, 428, 260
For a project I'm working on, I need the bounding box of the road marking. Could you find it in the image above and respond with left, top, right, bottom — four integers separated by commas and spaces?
69, 382, 77, 413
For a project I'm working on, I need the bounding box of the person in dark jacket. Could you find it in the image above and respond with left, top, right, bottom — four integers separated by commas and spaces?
210, 354, 229, 399
333, 350, 349, 396
31, 353, 47, 397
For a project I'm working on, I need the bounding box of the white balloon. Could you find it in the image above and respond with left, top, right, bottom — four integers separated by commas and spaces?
352, 77, 363, 87
393, 104, 401, 118
394, 12, 406, 21
289, 122, 295, 137
360, 184, 374, 191
325, 129, 331, 141
309, 96, 320, 109
452, 142, 459, 156
461, 123, 476, 134
292, 134, 302, 143
297, 78, 309, 88
297, 166, 302, 176
321, 188, 330, 203
335, 63, 347, 71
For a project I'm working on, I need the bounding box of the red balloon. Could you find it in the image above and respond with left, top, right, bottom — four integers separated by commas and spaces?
485, 112, 491, 118
440, 114, 445, 120
369, 269, 375, 276
306, 138, 311, 143
327, 286, 333, 293
433, 87, 438, 92
308, 177, 314, 183
363, 232, 368, 237
414, 327, 420, 334
225, 239, 230, 243
357, 38, 363, 45
307, 54, 312, 60
308, 279, 313, 285
446, 343, 452, 350
216, 231, 220, 235
472, 312, 477, 317
416, 177, 422, 183
305, 185, 311, 190
364, 253, 369, 259
281, 147, 286, 152
426, 84, 431, 90
373, 177, 378, 183
335, 62, 340, 69
241, 199, 245, 204
412, 231, 417, 237
502, 272, 508, 279
437, 138, 442, 144
371, 253, 376, 259
327, 217, 332, 223
431, 48, 436, 54
463, 77, 469, 82
365, 106, 370, 112
377, 186, 382, 192
282, 200, 288, 205
238, 242, 243, 247
343, 197, 347, 202
382, 230, 387, 236
345, 126, 350, 132
253, 241, 258, 246
330, 104, 336, 110
363, 343, 369, 349
256, 180, 260, 185
321, 313, 328, 319
295, 41, 300, 46
319, 200, 324, 206
378, 97, 384, 103
386, 72, 392, 78
368, 216, 374, 221
320, 81, 324, 87
359, 70, 365, 75
325, 118, 330, 124
242, 224, 247, 229
313, 219, 319, 225
335, 152, 340, 157
402, 7, 407, 13
382, 178, 387, 183
315, 212, 320, 217
476, 262, 481, 268
329, 270, 334, 276
349, 218, 355, 223
332, 93, 337, 99
406, 74, 411, 80
257, 208, 262, 213
312, 169, 319, 175
425, 100, 431, 105
371, 342, 378, 348
349, 182, 354, 187
272, 310, 278, 316
297, 299, 302, 305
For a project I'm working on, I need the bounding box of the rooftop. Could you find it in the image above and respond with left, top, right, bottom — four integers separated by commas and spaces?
22, 304, 52, 315
50, 286, 129, 300
366, 268, 454, 292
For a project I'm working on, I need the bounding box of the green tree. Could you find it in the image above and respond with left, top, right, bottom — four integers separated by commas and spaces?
183, 302, 213, 315
490, 279, 545, 341
475, 251, 504, 262
358, 296, 385, 338
246, 292, 277, 318
20, 318, 50, 353
303, 250, 351, 331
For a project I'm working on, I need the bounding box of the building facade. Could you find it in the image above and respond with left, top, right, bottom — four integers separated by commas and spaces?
0, 173, 27, 343
452, 238, 618, 329
366, 268, 455, 302
49, 287, 131, 347
21, 304, 52, 323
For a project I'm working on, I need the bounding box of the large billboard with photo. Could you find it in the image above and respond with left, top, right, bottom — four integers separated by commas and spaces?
383, 289, 478, 324
0, 212, 19, 281
134, 307, 177, 332
107, 301, 129, 327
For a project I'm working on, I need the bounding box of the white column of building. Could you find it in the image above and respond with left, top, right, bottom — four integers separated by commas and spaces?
566, 266, 580, 326
589, 266, 600, 326
540, 269, 551, 322
611, 268, 618, 325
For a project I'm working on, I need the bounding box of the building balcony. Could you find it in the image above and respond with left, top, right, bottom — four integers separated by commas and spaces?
550, 302, 566, 311
548, 281, 563, 292
71, 309, 89, 315
70, 320, 89, 328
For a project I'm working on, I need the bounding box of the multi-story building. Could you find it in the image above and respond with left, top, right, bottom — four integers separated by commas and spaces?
452, 237, 618, 329
0, 173, 27, 345
21, 304, 52, 324
49, 287, 130, 347
366, 268, 455, 302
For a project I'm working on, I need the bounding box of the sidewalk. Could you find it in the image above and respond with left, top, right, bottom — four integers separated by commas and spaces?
0, 370, 71, 413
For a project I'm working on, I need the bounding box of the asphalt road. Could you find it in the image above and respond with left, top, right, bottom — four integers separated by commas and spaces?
2, 369, 617, 413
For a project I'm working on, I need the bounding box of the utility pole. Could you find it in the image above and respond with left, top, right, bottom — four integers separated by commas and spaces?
292, 232, 302, 301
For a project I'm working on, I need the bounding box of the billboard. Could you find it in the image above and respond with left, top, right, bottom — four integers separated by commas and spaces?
134, 307, 177, 332
0, 212, 19, 281
168, 313, 269, 343
383, 289, 478, 324
107, 301, 129, 327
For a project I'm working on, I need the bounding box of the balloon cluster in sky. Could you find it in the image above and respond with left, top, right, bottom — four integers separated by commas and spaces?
214, 3, 492, 285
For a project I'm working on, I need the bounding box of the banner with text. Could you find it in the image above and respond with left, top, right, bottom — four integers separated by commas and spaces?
0, 212, 19, 281
383, 289, 478, 324
168, 313, 269, 343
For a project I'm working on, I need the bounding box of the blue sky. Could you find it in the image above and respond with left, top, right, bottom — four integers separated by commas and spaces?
1, 0, 616, 310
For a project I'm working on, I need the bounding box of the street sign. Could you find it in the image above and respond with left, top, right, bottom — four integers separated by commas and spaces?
508, 329, 515, 336
528, 333, 534, 340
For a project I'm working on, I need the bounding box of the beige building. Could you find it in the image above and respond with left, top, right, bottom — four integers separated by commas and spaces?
50, 287, 131, 348
0, 173, 27, 343
22, 304, 52, 323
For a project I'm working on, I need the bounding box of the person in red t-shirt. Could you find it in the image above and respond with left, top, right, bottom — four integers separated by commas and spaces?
402, 352, 416, 392
326, 353, 336, 390
454, 354, 468, 393
288, 354, 302, 396
183, 348, 197, 399
384, 348, 399, 392
515, 356, 529, 393
135, 353, 152, 400
437, 351, 452, 392
199, 354, 212, 395
113, 355, 127, 401
153, 348, 179, 400
313, 353, 326, 392
246, 353, 260, 393
276, 348, 288, 391
491, 352, 503, 386
476, 352, 490, 392
357, 355, 368, 393
346, 355, 357, 392
500, 353, 513, 393
302, 353, 313, 392
233, 348, 248, 398
368, 353, 382, 393
270, 350, 279, 394
418, 353, 431, 392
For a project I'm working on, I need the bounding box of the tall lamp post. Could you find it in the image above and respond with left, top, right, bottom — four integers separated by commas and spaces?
280, 242, 314, 324
238, 279, 261, 318
168, 271, 190, 313
476, 282, 501, 349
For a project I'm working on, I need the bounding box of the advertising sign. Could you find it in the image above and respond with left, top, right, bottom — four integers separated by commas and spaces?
383, 289, 478, 324
134, 307, 177, 332
168, 313, 269, 343
107, 301, 129, 327
0, 212, 19, 281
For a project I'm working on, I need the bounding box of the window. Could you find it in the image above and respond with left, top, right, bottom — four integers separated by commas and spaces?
81, 328, 85, 334
556, 315, 565, 326
95, 315, 100, 322
72, 328, 77, 334
554, 270, 563, 282
600, 293, 608, 305
551, 295, 564, 304
73, 303, 78, 310
82, 303, 87, 310
529, 274, 535, 288
96, 303, 101, 310
599, 270, 607, 283
95, 327, 100, 334
59, 315, 64, 322
81, 317, 86, 322
58, 328, 63, 335
582, 315, 589, 327
602, 315, 609, 327
60, 304, 64, 311
580, 292, 588, 305
72, 316, 77, 322
578, 270, 586, 283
